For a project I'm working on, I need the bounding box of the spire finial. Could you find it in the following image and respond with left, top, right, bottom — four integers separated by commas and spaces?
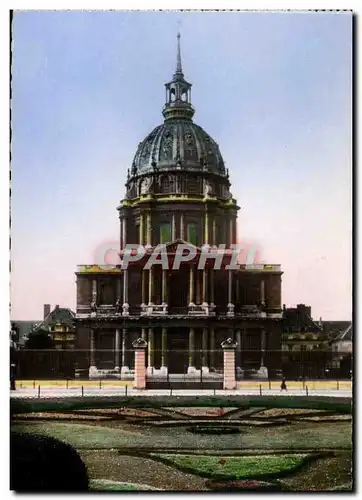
175, 30, 183, 76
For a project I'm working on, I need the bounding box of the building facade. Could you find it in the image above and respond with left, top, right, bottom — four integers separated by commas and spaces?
24, 304, 76, 350
75, 35, 283, 380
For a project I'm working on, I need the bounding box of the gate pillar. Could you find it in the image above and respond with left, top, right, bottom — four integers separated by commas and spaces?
132, 338, 148, 389
221, 338, 237, 390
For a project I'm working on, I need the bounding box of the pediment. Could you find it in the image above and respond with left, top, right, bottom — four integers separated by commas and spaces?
162, 239, 202, 254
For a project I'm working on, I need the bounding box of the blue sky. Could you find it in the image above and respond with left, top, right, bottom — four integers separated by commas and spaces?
11, 10, 352, 320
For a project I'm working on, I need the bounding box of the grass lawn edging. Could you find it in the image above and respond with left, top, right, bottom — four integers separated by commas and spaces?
146, 452, 333, 481
90, 479, 162, 491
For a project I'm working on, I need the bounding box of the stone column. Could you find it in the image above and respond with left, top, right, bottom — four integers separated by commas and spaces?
114, 328, 120, 371
180, 213, 185, 240
260, 279, 265, 306
161, 328, 168, 374
227, 269, 234, 316
202, 269, 208, 308
188, 327, 196, 373
122, 269, 129, 316
122, 217, 127, 249
141, 328, 147, 341
89, 328, 97, 378
258, 328, 268, 378
91, 279, 97, 305
210, 328, 215, 370
236, 329, 242, 365
162, 269, 167, 306
146, 212, 152, 246
139, 213, 144, 244
172, 213, 176, 241
141, 269, 147, 311
148, 267, 154, 306
116, 275, 122, 309
212, 217, 216, 245
221, 338, 237, 390
204, 210, 209, 244
202, 327, 209, 373
147, 328, 154, 374
210, 270, 215, 310
229, 218, 234, 246
188, 266, 195, 306
235, 329, 242, 379
132, 338, 148, 390
121, 328, 129, 375
196, 270, 201, 305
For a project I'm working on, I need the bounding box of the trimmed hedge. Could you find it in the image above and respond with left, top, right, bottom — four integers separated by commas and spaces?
10, 395, 352, 415
10, 432, 89, 491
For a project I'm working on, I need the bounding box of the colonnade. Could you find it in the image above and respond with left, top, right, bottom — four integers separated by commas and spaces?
120, 207, 237, 249
89, 326, 268, 375
91, 268, 266, 318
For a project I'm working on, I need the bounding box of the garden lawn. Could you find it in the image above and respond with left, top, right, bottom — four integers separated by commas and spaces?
11, 419, 352, 451
150, 453, 309, 479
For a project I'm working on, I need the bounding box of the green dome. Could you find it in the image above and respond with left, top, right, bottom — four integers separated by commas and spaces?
132, 120, 226, 176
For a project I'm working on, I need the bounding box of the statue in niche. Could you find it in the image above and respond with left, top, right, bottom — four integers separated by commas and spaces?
224, 186, 232, 199
204, 181, 213, 196
140, 177, 152, 195
125, 188, 132, 200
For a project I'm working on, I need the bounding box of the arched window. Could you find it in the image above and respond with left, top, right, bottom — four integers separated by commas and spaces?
160, 176, 170, 193
187, 223, 198, 246
160, 222, 172, 243
160, 175, 175, 193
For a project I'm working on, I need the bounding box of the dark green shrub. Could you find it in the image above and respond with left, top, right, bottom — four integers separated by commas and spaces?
10, 432, 89, 492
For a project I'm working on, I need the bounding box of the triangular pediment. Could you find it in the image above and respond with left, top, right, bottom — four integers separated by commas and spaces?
161, 239, 202, 254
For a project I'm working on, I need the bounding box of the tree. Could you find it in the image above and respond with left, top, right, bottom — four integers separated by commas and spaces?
24, 329, 54, 350
10, 330, 17, 390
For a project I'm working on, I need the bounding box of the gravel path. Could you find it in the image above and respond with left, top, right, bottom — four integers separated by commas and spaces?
79, 450, 209, 491
280, 452, 352, 491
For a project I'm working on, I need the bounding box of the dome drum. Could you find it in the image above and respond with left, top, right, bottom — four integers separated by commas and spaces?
125, 171, 232, 200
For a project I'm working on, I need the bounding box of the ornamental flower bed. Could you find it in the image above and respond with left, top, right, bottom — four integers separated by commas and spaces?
170, 408, 233, 417
207, 479, 282, 492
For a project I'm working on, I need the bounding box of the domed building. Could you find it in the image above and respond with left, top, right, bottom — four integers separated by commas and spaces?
75, 35, 283, 383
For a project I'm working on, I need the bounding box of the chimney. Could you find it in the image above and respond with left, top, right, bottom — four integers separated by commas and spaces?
44, 304, 51, 319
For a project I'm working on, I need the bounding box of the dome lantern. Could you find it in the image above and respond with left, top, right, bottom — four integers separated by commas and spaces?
129, 32, 226, 178
162, 33, 195, 122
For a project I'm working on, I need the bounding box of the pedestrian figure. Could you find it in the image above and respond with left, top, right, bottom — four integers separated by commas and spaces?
280, 377, 287, 392
10, 364, 16, 391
